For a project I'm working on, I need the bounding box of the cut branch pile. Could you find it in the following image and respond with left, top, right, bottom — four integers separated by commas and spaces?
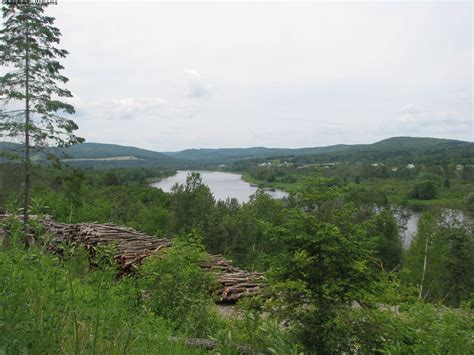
0, 215, 265, 302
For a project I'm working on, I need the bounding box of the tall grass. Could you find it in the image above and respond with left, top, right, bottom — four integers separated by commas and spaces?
0, 220, 296, 354
0, 242, 209, 354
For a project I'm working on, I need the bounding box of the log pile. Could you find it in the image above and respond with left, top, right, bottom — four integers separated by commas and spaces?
43, 218, 172, 271
0, 215, 265, 302
203, 256, 264, 302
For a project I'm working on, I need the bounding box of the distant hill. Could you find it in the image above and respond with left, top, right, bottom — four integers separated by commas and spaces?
165, 137, 474, 165
163, 144, 353, 164
232, 137, 474, 167
61, 143, 184, 168
0, 142, 183, 168
2, 137, 473, 168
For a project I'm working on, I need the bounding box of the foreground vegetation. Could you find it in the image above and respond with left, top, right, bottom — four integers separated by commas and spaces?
1, 163, 473, 353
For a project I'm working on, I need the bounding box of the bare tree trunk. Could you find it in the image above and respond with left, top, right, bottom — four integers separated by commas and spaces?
23, 22, 31, 248
419, 232, 430, 299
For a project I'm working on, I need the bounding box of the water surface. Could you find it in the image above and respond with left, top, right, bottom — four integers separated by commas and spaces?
153, 171, 472, 248
152, 170, 288, 202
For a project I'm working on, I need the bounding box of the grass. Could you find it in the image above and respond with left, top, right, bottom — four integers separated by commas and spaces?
365, 178, 473, 210
241, 173, 303, 193
0, 242, 211, 354
0, 226, 297, 355
242, 173, 473, 211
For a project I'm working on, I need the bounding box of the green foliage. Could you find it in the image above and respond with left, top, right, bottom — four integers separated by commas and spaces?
261, 200, 378, 352
408, 180, 437, 200
1, 162, 473, 353
292, 177, 343, 216
404, 212, 474, 306
366, 209, 402, 271
346, 184, 388, 206
139, 236, 222, 337
0, 242, 207, 354
417, 172, 442, 186
0, 3, 83, 149
465, 192, 474, 209
169, 172, 215, 235
334, 301, 473, 354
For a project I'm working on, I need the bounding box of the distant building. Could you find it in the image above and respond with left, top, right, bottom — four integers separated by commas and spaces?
456, 164, 464, 172
392, 167, 398, 172
371, 163, 379, 167
407, 164, 415, 169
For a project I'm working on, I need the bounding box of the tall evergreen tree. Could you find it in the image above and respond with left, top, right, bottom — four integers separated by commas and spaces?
0, 3, 83, 244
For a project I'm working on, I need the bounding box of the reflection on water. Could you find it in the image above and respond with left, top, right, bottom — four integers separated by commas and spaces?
153, 172, 471, 248
151, 170, 288, 202
395, 207, 471, 248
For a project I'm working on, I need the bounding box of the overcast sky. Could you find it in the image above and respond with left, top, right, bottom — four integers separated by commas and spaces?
43, 1, 473, 151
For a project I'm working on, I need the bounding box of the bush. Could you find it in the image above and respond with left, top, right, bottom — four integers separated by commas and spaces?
408, 180, 437, 200
465, 193, 474, 209
0, 244, 199, 354
416, 172, 442, 187
335, 302, 474, 354
139, 235, 222, 337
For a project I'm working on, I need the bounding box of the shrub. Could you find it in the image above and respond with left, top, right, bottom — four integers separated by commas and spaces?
0, 244, 198, 354
408, 180, 437, 200
336, 303, 474, 354
465, 193, 474, 209
416, 173, 442, 187
139, 235, 222, 337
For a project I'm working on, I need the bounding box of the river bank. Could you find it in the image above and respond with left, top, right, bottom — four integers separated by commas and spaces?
150, 170, 288, 202
241, 173, 473, 212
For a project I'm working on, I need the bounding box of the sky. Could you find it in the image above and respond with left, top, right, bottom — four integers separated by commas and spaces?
34, 1, 474, 150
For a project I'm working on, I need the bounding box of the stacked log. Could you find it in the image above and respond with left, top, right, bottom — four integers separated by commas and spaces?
203, 256, 264, 302
43, 218, 172, 271
0, 215, 264, 302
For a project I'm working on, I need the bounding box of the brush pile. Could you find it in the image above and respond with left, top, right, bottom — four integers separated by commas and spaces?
0, 215, 264, 302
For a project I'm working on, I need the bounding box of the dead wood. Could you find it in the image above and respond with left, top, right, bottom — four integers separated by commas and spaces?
0, 214, 265, 302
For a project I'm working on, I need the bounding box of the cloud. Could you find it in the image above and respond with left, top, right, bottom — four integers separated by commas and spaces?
73, 97, 173, 121
397, 104, 427, 115
377, 104, 473, 140
183, 68, 214, 99
397, 105, 470, 127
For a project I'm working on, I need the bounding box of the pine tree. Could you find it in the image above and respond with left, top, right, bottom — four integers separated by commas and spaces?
0, 3, 83, 245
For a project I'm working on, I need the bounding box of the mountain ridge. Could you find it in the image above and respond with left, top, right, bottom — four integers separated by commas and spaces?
1, 136, 473, 167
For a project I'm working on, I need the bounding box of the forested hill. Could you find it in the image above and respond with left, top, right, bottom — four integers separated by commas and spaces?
163, 144, 352, 164
1, 137, 473, 168
166, 137, 473, 165
0, 142, 183, 168
290, 137, 474, 165
61, 143, 182, 168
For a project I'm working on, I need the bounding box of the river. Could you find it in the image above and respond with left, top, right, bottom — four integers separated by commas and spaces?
152, 171, 471, 247
151, 170, 288, 202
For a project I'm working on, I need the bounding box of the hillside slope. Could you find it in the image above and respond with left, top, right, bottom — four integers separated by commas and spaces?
0, 142, 182, 168
233, 137, 474, 167
164, 144, 353, 164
